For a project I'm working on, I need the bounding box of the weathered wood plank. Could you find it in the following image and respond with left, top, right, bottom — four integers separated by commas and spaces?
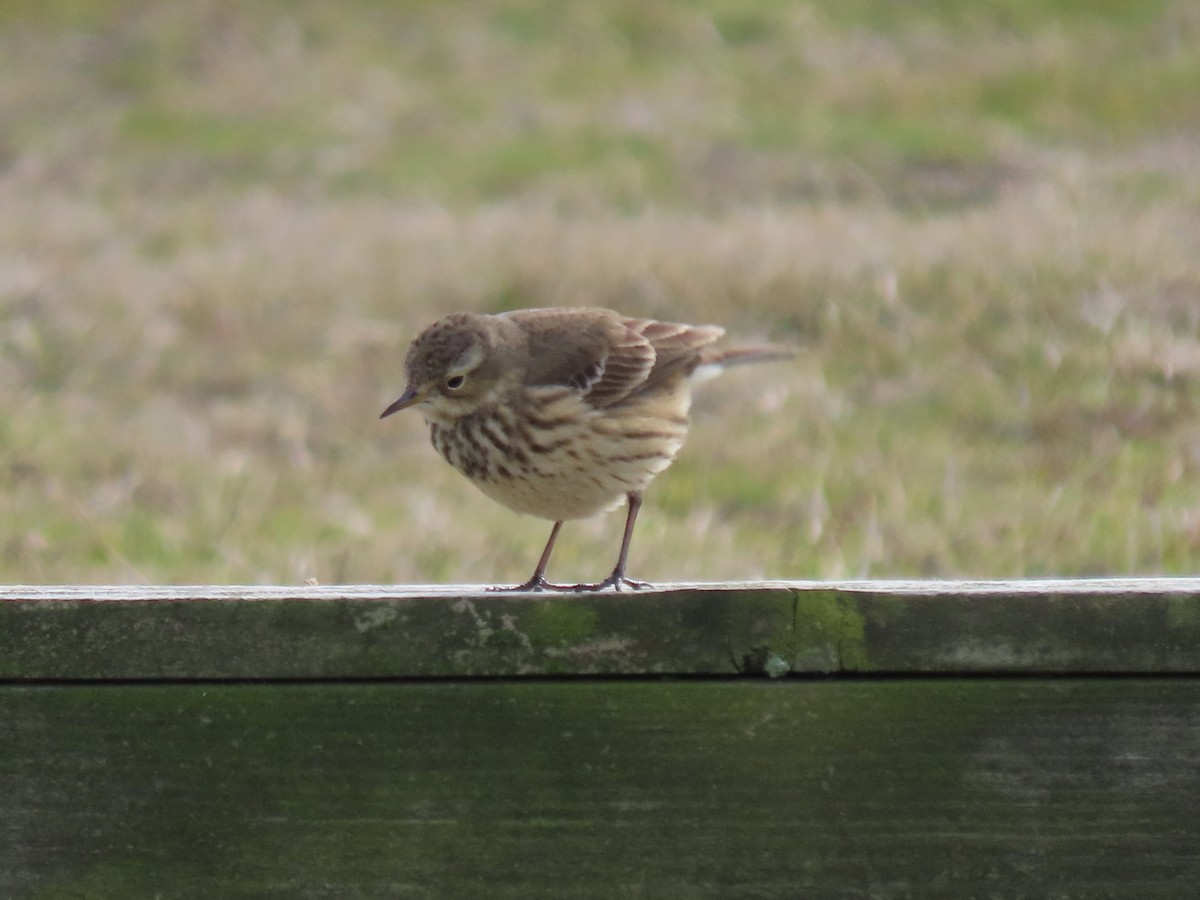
0, 585, 794, 679
3, 579, 1199, 678
3, 679, 1198, 898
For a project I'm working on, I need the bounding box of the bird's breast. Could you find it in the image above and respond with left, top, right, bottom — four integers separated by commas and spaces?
425, 389, 691, 521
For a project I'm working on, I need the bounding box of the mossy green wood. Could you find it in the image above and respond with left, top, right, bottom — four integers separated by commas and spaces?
0, 586, 794, 679
3, 680, 1198, 899
794, 581, 1200, 673
3, 580, 1200, 678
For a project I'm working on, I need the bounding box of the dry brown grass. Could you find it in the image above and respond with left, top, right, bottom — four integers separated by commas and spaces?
3, 1, 1200, 584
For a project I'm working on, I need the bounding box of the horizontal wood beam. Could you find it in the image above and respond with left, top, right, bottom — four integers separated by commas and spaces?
6, 679, 1198, 896
6, 581, 1200, 895
4, 578, 1199, 679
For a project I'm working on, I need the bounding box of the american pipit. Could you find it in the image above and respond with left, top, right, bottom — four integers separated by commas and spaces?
381, 307, 790, 591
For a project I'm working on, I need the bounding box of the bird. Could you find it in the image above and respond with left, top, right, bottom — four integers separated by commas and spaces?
380, 307, 791, 591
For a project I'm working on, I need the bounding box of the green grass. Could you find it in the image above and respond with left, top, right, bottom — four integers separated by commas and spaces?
2, 0, 1199, 584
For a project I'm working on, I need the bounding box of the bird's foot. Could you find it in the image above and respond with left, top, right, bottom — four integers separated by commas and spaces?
487, 574, 575, 593
568, 572, 651, 593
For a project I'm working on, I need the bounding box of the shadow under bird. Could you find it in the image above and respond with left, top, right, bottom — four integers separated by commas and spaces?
381, 307, 792, 591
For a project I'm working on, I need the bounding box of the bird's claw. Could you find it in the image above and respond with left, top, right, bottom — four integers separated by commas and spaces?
487, 570, 651, 593
568, 573, 651, 593
488, 575, 574, 593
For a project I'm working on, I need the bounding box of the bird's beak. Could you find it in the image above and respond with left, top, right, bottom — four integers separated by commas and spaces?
380, 387, 421, 419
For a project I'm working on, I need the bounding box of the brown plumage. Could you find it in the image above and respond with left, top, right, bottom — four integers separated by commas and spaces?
381, 307, 791, 591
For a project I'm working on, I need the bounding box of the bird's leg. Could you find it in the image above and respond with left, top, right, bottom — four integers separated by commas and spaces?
571, 492, 651, 592
491, 520, 574, 592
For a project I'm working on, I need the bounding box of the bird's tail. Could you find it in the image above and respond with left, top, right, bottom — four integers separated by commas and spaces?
699, 343, 795, 368
689, 342, 793, 383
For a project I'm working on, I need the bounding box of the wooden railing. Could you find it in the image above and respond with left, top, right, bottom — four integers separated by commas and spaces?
4, 579, 1199, 896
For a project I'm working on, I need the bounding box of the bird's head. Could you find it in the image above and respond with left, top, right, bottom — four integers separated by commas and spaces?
380, 313, 510, 423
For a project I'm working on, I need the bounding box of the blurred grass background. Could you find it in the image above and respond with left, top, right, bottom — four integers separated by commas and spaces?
2, 0, 1199, 585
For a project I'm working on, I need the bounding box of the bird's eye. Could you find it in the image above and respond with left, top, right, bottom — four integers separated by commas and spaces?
445, 375, 466, 391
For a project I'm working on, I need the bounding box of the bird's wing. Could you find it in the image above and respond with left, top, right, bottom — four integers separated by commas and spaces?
508, 308, 653, 407
507, 308, 723, 408
627, 318, 725, 394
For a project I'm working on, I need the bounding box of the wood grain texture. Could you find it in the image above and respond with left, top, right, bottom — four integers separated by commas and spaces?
3, 680, 1198, 898
4, 582, 1200, 895
3, 579, 1200, 678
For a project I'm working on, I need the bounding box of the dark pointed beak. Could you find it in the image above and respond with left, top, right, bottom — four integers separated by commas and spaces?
380, 387, 420, 419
